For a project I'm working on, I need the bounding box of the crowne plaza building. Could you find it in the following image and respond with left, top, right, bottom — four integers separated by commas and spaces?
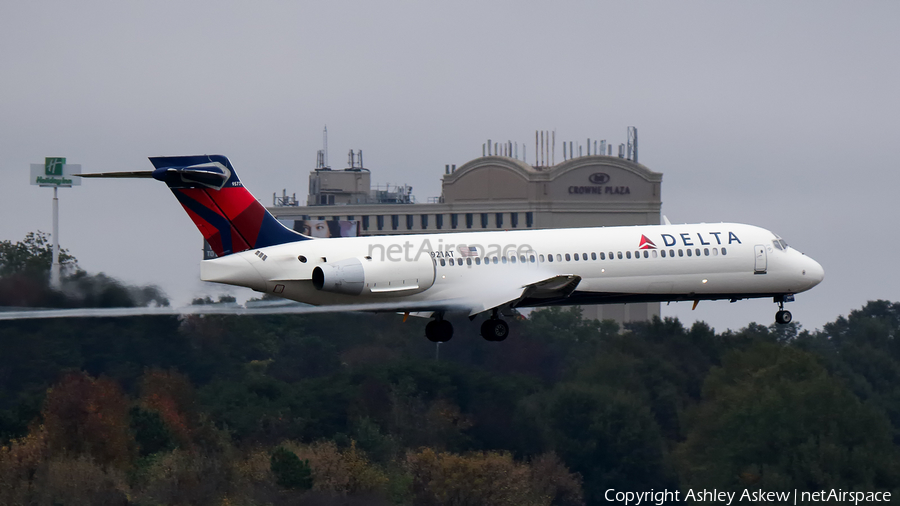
270, 129, 662, 323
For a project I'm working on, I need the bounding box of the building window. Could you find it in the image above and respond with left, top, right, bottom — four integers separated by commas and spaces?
406, 215, 414, 230
451, 214, 458, 229
421, 214, 428, 229
436, 214, 443, 229
362, 216, 370, 230
391, 215, 399, 230
377, 215, 384, 230
510, 213, 519, 228
466, 213, 473, 229
481, 213, 488, 228
496, 213, 503, 228
526, 212, 534, 228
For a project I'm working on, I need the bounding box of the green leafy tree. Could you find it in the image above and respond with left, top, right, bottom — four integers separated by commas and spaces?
270, 446, 313, 490
676, 342, 900, 491
0, 231, 76, 279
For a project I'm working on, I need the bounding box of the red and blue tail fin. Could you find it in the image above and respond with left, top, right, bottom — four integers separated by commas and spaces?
150, 155, 309, 257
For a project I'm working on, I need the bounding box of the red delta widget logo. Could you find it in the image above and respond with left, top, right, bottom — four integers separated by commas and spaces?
639, 232, 743, 249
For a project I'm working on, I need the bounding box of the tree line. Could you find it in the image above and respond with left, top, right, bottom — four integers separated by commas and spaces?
1, 232, 899, 505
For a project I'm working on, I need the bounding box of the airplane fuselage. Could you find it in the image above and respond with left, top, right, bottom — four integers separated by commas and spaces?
200, 222, 824, 312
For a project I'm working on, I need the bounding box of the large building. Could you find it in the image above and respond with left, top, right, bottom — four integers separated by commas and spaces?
270, 133, 663, 322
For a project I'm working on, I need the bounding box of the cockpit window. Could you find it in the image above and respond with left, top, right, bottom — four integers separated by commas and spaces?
772, 236, 788, 250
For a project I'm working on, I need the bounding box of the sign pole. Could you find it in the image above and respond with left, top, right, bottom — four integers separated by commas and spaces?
51, 186, 60, 288
30, 157, 80, 290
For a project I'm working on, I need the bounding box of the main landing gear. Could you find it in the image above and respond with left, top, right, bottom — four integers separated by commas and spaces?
425, 313, 453, 343
424, 309, 510, 343
480, 316, 509, 342
774, 295, 794, 325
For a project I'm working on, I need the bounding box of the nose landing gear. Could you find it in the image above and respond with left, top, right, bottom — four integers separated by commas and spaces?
774, 295, 794, 325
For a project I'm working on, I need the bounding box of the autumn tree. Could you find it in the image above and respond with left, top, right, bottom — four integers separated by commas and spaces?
41, 372, 134, 468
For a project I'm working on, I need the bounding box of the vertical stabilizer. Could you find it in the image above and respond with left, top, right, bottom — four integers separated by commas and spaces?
149, 155, 309, 256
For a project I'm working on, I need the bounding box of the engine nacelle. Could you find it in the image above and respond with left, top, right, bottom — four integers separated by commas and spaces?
312, 255, 435, 296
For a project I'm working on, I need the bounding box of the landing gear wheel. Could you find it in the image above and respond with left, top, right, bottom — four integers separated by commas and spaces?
480, 318, 509, 342
775, 310, 792, 325
426, 319, 454, 342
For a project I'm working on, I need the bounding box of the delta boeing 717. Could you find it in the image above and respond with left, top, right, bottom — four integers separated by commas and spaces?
80, 155, 824, 342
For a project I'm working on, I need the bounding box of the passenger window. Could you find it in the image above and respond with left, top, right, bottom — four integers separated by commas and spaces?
475, 257, 481, 265
573, 254, 579, 261
493, 257, 499, 264
521, 255, 527, 263
530, 255, 536, 263
466, 258, 472, 266
600, 252, 606, 260
548, 254, 554, 262
617, 252, 623, 259
440, 259, 446, 266
651, 250, 658, 258
635, 251, 640, 258
582, 253, 588, 261
501, 257, 507, 264
661, 250, 666, 258
669, 249, 675, 257
539, 254, 545, 262
687, 249, 692, 257
626, 251, 632, 259
722, 248, 727, 255
643, 251, 649, 258
511, 256, 517, 264
565, 253, 571, 261
591, 252, 597, 260
678, 249, 684, 257
712, 248, 718, 256
556, 254, 562, 262
695, 248, 701, 256
704, 248, 709, 256
457, 258, 464, 265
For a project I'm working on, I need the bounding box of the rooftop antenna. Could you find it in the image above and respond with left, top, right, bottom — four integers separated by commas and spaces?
323, 126, 329, 168
628, 126, 638, 163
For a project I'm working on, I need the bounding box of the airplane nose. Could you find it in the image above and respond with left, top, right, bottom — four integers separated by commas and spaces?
802, 256, 825, 289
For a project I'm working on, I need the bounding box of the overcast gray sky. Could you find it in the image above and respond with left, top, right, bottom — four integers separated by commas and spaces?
2, 1, 898, 332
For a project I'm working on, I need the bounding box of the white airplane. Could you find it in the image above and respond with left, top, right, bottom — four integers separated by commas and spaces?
82, 155, 824, 342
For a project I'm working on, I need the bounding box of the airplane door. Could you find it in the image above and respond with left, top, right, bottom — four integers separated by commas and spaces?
754, 244, 767, 274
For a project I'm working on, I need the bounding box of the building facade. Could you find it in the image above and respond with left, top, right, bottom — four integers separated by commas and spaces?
271, 154, 663, 323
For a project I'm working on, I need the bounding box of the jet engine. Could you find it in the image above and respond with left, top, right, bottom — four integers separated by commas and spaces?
312, 255, 435, 296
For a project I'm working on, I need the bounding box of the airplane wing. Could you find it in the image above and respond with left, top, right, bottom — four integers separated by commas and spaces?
435, 273, 582, 316
0, 299, 471, 321
0, 274, 581, 321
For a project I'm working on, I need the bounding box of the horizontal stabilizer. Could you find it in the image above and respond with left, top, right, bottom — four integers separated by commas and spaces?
75, 171, 155, 178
